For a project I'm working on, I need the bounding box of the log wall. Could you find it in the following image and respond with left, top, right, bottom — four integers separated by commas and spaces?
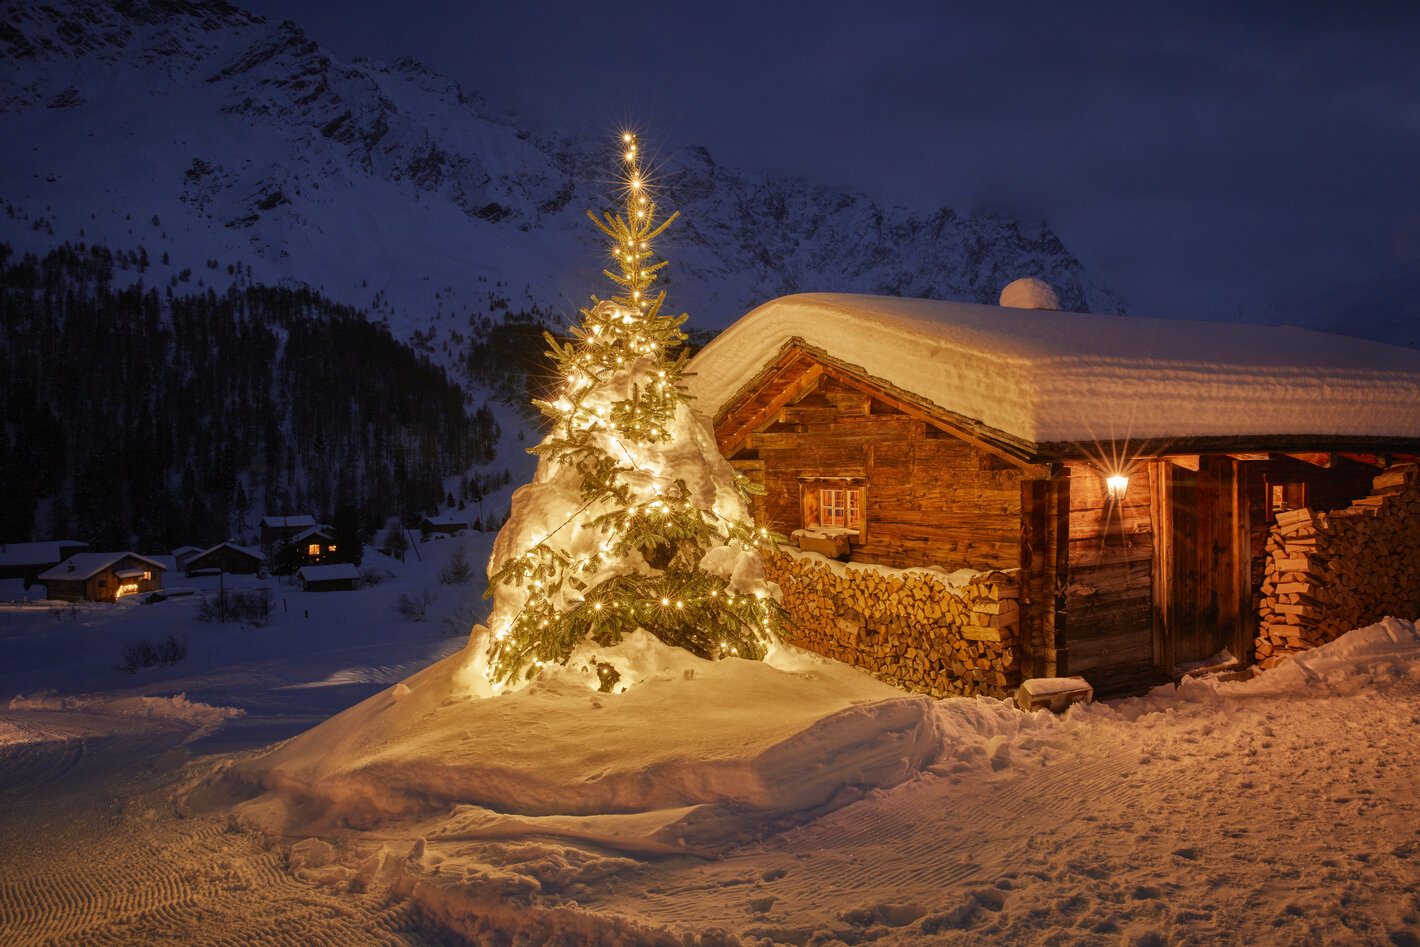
765, 550, 1022, 699
743, 377, 1026, 573
1254, 462, 1420, 666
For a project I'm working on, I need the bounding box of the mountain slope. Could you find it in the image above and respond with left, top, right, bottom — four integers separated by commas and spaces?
0, 0, 1122, 364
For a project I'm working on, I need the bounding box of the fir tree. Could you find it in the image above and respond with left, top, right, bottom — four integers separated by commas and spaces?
483, 133, 782, 686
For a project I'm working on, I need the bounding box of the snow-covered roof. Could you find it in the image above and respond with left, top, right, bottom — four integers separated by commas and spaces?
421, 517, 467, 529
39, 552, 167, 582
190, 542, 263, 561
0, 540, 88, 567
261, 515, 317, 529
297, 563, 360, 582
292, 525, 334, 543
686, 293, 1420, 448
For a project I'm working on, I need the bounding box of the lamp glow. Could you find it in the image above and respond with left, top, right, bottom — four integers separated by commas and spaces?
1106, 474, 1129, 499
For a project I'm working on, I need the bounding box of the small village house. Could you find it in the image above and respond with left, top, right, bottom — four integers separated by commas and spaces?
184, 542, 264, 577
172, 545, 204, 574
290, 525, 338, 564
687, 291, 1420, 698
260, 514, 317, 546
297, 562, 360, 592
418, 516, 467, 539
0, 540, 90, 589
40, 552, 167, 603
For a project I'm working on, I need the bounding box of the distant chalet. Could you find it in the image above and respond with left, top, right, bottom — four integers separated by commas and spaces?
0, 540, 90, 589
688, 293, 1420, 696
40, 552, 166, 603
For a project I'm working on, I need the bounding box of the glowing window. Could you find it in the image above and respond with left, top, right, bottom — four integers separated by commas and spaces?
819, 489, 861, 529
308, 544, 320, 556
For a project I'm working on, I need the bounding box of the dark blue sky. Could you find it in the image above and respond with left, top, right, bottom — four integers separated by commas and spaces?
241, 0, 1420, 321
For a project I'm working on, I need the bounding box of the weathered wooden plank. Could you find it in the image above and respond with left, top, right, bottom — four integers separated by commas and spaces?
750, 422, 924, 450
1068, 632, 1154, 670
1068, 539, 1154, 569
1068, 505, 1152, 537
718, 361, 825, 456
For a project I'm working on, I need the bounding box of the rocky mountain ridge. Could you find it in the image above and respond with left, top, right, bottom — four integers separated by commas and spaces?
0, 0, 1122, 364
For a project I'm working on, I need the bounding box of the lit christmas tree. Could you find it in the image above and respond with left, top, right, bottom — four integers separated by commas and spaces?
481, 132, 781, 688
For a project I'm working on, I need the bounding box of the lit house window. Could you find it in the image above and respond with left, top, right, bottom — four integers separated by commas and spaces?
819, 488, 861, 529
308, 544, 321, 556
800, 479, 866, 539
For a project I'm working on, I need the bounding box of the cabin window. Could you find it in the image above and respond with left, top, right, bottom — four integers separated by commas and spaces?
308, 544, 320, 556
819, 488, 861, 530
799, 479, 866, 539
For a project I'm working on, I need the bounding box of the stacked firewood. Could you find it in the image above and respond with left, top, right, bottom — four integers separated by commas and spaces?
764, 551, 1022, 699
1255, 463, 1420, 668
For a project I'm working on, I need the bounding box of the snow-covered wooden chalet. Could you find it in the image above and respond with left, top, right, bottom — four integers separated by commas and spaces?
184, 542, 264, 577
40, 552, 166, 603
687, 292, 1420, 697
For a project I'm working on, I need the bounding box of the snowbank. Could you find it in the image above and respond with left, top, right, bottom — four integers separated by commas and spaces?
7, 692, 242, 741
224, 632, 1069, 854
686, 293, 1420, 445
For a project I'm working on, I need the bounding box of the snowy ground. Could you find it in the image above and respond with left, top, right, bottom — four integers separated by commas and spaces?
2, 543, 1419, 945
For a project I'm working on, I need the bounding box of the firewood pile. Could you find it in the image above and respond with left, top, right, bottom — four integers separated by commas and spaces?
764, 551, 1022, 699
1255, 463, 1420, 668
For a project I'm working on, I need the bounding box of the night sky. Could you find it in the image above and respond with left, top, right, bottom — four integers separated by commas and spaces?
239, 0, 1420, 322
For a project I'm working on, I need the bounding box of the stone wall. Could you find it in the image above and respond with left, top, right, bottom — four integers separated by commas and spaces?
1255, 463, 1420, 667
765, 550, 1022, 699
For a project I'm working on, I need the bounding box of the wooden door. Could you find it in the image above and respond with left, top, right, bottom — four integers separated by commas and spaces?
1153, 457, 1250, 669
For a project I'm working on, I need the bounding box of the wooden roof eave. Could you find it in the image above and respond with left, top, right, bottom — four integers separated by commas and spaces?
704, 339, 1053, 478
1030, 434, 1420, 467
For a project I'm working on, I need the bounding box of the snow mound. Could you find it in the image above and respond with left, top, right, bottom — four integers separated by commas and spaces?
8, 692, 243, 741
1086, 617, 1420, 721
999, 277, 1060, 310
219, 634, 1063, 855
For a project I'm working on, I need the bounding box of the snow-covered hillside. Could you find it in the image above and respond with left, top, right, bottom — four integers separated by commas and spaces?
0, 0, 1121, 364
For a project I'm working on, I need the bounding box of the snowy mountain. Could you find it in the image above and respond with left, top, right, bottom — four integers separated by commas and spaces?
0, 0, 1122, 363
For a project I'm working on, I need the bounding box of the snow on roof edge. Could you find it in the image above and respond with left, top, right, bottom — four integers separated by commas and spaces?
686, 293, 1420, 446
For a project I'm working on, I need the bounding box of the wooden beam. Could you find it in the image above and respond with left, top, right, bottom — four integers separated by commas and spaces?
816, 363, 1051, 476
1339, 452, 1387, 467
1165, 454, 1200, 471
718, 362, 824, 457
1283, 452, 1333, 467
1227, 453, 1270, 461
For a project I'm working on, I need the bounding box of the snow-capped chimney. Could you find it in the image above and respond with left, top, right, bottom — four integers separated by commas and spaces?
999, 278, 1061, 311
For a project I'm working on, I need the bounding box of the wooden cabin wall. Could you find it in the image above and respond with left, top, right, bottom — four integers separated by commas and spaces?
1062, 463, 1155, 674
735, 378, 1025, 573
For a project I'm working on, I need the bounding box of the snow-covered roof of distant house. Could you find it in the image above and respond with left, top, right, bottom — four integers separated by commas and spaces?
297, 563, 360, 582
261, 515, 317, 529
292, 525, 334, 542
172, 545, 202, 558
39, 552, 167, 582
421, 517, 467, 529
0, 540, 89, 568
686, 293, 1420, 449
190, 542, 263, 561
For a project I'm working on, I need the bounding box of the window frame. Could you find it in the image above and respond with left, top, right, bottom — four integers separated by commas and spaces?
798, 477, 867, 543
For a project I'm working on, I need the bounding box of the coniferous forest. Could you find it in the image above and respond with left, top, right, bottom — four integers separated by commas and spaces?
0, 243, 499, 549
